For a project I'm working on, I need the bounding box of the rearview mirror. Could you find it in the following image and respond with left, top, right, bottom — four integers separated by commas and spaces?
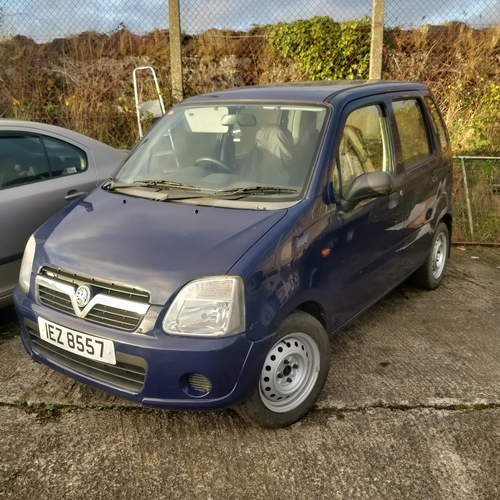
220, 114, 257, 127
340, 171, 393, 212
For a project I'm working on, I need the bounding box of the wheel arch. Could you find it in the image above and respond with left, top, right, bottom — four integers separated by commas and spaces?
295, 301, 327, 332
441, 213, 452, 256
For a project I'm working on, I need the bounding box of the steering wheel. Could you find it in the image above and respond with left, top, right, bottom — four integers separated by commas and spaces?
195, 157, 233, 174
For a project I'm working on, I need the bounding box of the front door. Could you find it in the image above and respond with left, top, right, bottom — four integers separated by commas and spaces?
325, 100, 405, 330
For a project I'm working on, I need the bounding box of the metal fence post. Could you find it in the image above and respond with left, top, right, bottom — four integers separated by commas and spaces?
168, 0, 183, 103
369, 0, 385, 80
460, 157, 475, 242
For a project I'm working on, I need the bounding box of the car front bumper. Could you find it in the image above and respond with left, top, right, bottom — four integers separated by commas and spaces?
14, 286, 272, 411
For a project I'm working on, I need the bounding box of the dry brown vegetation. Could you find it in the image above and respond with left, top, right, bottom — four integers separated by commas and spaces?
384, 22, 500, 155
0, 21, 498, 243
0, 22, 498, 153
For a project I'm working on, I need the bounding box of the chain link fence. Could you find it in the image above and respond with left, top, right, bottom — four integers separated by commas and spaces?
0, 0, 499, 242
384, 1, 500, 156
453, 157, 500, 244
178, 1, 372, 92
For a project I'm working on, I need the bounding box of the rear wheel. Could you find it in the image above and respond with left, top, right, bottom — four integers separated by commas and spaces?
410, 221, 449, 290
235, 310, 330, 428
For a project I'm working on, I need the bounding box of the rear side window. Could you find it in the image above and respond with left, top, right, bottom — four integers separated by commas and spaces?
0, 135, 50, 189
41, 136, 88, 177
425, 97, 449, 152
0, 134, 88, 190
392, 99, 432, 170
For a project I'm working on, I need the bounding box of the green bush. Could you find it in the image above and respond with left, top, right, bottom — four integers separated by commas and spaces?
266, 16, 371, 80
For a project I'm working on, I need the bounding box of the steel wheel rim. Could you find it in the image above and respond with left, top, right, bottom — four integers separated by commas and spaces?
432, 231, 447, 279
259, 332, 320, 413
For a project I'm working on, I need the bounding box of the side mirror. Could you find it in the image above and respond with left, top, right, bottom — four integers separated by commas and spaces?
340, 171, 393, 212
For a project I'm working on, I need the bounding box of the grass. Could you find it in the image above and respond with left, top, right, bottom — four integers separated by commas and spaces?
26, 402, 72, 420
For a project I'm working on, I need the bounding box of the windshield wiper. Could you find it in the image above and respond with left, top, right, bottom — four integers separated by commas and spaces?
105, 181, 299, 200
107, 180, 201, 191
215, 186, 299, 196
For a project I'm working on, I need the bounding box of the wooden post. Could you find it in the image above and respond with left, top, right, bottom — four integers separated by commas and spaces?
168, 0, 183, 103
369, 0, 385, 80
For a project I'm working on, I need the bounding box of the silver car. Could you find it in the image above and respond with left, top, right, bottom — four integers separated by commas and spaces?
0, 120, 127, 307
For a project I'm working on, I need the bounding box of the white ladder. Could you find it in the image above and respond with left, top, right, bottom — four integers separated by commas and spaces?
132, 66, 166, 139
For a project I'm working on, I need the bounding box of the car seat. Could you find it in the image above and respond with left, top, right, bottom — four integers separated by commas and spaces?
293, 113, 321, 185
337, 125, 375, 192
244, 125, 295, 185
0, 154, 27, 188
26, 156, 50, 180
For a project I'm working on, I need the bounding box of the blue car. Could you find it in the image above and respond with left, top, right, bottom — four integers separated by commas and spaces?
14, 81, 453, 427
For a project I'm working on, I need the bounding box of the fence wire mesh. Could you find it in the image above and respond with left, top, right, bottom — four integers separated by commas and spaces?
179, 1, 372, 90
453, 157, 500, 244
384, 1, 500, 158
0, 0, 499, 242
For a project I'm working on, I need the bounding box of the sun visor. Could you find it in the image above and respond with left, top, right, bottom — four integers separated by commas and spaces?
184, 107, 229, 133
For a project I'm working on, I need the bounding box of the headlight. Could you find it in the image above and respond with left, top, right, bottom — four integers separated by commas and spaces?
19, 235, 36, 293
162, 276, 245, 337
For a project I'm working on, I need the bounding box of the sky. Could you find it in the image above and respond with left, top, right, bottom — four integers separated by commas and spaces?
1, 0, 499, 42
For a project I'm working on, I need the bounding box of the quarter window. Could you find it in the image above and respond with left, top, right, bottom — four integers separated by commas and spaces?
392, 99, 432, 170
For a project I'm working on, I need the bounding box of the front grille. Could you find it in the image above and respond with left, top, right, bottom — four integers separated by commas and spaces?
37, 268, 149, 331
40, 268, 150, 303
85, 304, 142, 330
38, 287, 74, 314
28, 326, 147, 393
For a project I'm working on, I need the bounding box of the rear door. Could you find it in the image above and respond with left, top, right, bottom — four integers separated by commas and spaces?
388, 92, 448, 278
0, 131, 97, 300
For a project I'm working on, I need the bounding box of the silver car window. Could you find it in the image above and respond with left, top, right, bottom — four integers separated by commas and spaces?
0, 135, 50, 189
41, 136, 88, 177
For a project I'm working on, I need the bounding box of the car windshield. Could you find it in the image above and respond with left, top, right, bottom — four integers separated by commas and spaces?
114, 103, 328, 200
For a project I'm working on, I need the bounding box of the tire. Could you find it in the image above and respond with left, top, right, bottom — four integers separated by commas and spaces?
410, 221, 449, 290
234, 310, 330, 428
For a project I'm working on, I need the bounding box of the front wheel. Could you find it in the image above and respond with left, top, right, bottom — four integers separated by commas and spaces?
235, 310, 330, 428
410, 221, 449, 290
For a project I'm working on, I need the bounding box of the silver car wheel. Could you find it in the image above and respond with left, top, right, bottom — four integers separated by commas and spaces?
259, 332, 320, 413
432, 231, 447, 279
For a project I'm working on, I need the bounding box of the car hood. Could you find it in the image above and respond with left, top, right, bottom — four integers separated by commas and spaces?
37, 189, 287, 305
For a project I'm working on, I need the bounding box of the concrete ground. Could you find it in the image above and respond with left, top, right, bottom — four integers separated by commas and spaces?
0, 247, 499, 500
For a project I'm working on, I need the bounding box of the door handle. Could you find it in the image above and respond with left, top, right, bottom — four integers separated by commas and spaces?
65, 190, 86, 201
388, 191, 400, 209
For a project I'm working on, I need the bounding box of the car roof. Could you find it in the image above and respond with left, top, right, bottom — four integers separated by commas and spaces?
0, 119, 118, 152
184, 80, 429, 104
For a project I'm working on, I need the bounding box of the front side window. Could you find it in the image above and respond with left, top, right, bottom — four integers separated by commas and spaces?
335, 104, 392, 195
392, 99, 432, 170
115, 103, 328, 201
0, 135, 50, 189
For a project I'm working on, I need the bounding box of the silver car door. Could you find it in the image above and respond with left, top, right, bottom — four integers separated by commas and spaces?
0, 133, 97, 302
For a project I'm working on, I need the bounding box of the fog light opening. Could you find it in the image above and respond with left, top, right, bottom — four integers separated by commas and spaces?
181, 373, 212, 398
